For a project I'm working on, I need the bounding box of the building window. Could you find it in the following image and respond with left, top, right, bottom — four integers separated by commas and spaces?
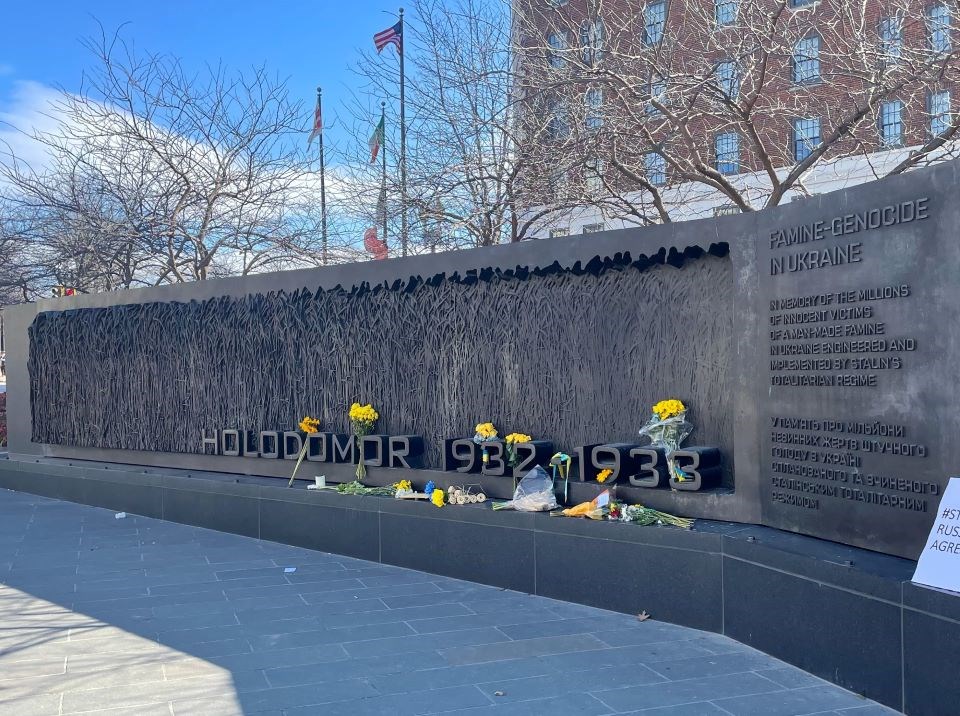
644, 152, 667, 186
928, 4, 953, 53
644, 1, 666, 45
647, 76, 666, 115
580, 19, 605, 65
793, 36, 821, 84
716, 61, 739, 99
547, 32, 568, 69
549, 227, 570, 238
546, 0, 568, 6
879, 100, 904, 147
792, 117, 821, 161
547, 106, 569, 141
714, 205, 740, 216
585, 88, 603, 130
929, 90, 951, 136
715, 132, 740, 175
585, 157, 605, 193
879, 16, 902, 66
582, 222, 605, 234
715, 0, 738, 26
790, 0, 815, 7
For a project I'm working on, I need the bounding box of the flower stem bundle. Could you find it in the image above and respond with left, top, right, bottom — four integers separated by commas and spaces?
608, 501, 694, 529
333, 480, 395, 497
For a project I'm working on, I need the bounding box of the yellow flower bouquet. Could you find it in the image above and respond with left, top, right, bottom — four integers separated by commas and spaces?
349, 402, 380, 481
472, 421, 499, 467
639, 398, 693, 482
504, 432, 532, 468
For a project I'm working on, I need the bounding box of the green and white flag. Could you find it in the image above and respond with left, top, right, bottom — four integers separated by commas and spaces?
368, 116, 385, 164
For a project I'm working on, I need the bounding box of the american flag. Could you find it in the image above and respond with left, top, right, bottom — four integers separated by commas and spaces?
373, 21, 402, 54
307, 94, 322, 146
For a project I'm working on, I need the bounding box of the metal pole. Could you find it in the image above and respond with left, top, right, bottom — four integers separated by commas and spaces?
399, 7, 408, 257
381, 101, 388, 251
317, 87, 328, 265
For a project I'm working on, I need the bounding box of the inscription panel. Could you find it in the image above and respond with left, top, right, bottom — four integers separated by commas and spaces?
758, 191, 960, 558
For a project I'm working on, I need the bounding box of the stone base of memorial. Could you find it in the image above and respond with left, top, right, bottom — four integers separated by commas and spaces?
0, 455, 956, 715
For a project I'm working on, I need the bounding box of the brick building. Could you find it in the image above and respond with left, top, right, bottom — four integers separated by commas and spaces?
512, 0, 958, 235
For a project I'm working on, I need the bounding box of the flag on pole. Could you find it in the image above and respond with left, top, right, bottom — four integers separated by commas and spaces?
364, 180, 389, 260
363, 227, 388, 260
374, 21, 403, 53
368, 116, 385, 164
307, 94, 322, 146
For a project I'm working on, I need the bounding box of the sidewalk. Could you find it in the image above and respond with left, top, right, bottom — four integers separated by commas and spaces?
0, 489, 898, 715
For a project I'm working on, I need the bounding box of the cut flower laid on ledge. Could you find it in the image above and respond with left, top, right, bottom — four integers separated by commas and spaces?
560, 491, 693, 529
332, 481, 394, 497
608, 500, 694, 529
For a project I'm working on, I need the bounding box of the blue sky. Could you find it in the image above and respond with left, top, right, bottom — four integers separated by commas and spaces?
0, 1, 403, 161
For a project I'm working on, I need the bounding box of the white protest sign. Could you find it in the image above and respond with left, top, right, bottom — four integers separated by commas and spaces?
912, 477, 960, 594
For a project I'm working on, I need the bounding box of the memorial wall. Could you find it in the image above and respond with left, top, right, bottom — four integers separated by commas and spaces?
26, 249, 734, 475
7, 159, 960, 560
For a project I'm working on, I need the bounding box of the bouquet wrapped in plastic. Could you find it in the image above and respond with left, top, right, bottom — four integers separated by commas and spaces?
492, 466, 558, 512
638, 398, 693, 483
561, 489, 610, 520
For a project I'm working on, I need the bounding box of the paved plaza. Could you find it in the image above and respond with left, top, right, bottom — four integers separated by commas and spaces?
0, 488, 898, 716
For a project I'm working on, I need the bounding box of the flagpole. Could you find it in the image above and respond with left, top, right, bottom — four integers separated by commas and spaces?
399, 7, 408, 257
381, 101, 388, 252
317, 87, 328, 266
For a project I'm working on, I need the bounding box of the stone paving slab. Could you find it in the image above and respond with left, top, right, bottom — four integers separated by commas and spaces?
0, 488, 901, 715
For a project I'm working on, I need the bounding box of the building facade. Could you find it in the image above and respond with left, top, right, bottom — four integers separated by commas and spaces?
513, 0, 958, 236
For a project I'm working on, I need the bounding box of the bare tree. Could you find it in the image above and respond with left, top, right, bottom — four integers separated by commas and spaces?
0, 28, 330, 291
338, 0, 573, 252
0, 196, 43, 303
516, 0, 960, 227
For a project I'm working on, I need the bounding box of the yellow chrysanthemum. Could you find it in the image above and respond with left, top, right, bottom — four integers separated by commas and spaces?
349, 402, 380, 423
393, 479, 412, 491
298, 416, 321, 434
652, 399, 686, 420
474, 422, 498, 439
504, 432, 532, 444
597, 468, 613, 483
431, 488, 445, 508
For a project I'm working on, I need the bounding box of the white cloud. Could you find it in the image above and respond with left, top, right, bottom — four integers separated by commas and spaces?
0, 80, 65, 171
